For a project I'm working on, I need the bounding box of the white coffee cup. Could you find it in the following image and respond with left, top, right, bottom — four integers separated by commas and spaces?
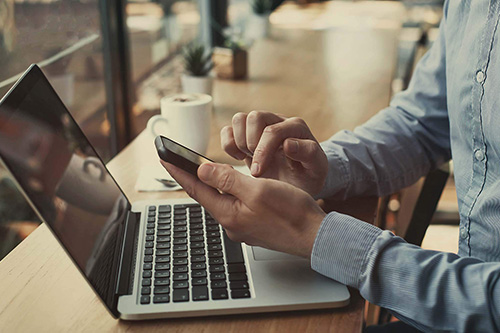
147, 93, 213, 154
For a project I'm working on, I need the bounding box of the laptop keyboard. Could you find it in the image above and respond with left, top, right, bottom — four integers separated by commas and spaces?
139, 204, 251, 304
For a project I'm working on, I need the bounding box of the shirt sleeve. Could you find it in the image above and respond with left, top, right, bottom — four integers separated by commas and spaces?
316, 1, 451, 200
311, 212, 500, 332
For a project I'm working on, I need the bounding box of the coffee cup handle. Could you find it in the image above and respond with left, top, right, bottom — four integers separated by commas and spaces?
82, 157, 106, 182
147, 115, 169, 137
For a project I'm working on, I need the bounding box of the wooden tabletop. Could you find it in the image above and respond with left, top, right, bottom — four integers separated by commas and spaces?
0, 2, 405, 331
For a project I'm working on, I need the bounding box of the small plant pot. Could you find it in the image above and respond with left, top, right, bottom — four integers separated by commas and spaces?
181, 74, 213, 95
212, 47, 248, 80
247, 13, 270, 39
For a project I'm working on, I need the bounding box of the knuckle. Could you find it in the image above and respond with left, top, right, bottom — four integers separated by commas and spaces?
217, 169, 235, 192
289, 116, 306, 126
264, 124, 281, 136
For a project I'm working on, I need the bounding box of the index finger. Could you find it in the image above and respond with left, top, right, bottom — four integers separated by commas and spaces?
251, 118, 310, 176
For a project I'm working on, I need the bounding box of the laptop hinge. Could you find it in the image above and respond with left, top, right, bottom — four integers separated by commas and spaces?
115, 210, 140, 297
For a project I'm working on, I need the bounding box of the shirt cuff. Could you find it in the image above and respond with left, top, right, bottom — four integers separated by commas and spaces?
311, 211, 382, 288
314, 141, 350, 200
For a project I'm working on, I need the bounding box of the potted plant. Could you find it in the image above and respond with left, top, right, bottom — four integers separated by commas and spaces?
247, 0, 272, 39
181, 44, 214, 95
213, 27, 249, 80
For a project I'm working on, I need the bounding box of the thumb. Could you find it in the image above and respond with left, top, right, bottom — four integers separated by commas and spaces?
283, 138, 325, 170
198, 163, 252, 199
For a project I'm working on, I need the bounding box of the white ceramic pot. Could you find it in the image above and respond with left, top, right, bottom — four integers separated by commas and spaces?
181, 74, 213, 95
247, 13, 270, 40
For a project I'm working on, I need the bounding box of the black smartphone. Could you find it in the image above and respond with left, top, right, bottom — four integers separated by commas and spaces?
155, 135, 214, 177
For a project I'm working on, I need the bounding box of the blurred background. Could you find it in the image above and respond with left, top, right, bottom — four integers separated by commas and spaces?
0, 0, 456, 261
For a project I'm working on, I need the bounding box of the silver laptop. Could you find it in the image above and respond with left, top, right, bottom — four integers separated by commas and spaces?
0, 64, 349, 320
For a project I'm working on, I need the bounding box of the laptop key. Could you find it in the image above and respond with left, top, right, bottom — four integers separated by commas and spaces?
231, 289, 251, 299
173, 273, 188, 281
156, 243, 170, 249
209, 265, 225, 273
146, 229, 154, 235
156, 236, 170, 243
147, 217, 155, 223
154, 278, 170, 286
190, 242, 204, 249
156, 263, 170, 270
144, 248, 153, 256
157, 230, 172, 236
173, 289, 189, 302
227, 264, 246, 273
154, 286, 170, 294
158, 212, 171, 218
209, 258, 224, 265
155, 256, 170, 263
192, 278, 207, 286
211, 281, 227, 289
157, 219, 170, 225
190, 223, 203, 230
173, 232, 188, 238
173, 238, 187, 245
173, 265, 188, 273
191, 255, 205, 263
191, 262, 206, 270
148, 206, 157, 211
140, 295, 151, 304
143, 263, 153, 270
212, 289, 229, 300
159, 205, 171, 212
142, 271, 152, 278
190, 229, 203, 236
208, 251, 223, 258
173, 251, 188, 258
141, 287, 151, 295
145, 241, 154, 248
146, 235, 154, 241
157, 224, 171, 230
230, 281, 249, 290
156, 249, 171, 256
206, 225, 219, 231
173, 220, 187, 226
192, 286, 209, 301
148, 211, 156, 217
190, 217, 203, 223
210, 273, 226, 280
173, 226, 187, 232
173, 281, 189, 289
207, 238, 221, 244
144, 255, 153, 263
173, 244, 188, 251
228, 273, 247, 281
142, 278, 151, 287
153, 295, 170, 303
192, 270, 207, 278
155, 271, 170, 278
208, 244, 222, 251
173, 258, 188, 265
222, 231, 244, 264
191, 248, 205, 255
190, 236, 204, 242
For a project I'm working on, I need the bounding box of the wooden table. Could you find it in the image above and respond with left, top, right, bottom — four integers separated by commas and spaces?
0, 2, 406, 331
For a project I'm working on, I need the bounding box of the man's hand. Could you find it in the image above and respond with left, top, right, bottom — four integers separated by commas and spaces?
161, 160, 326, 258
221, 111, 328, 197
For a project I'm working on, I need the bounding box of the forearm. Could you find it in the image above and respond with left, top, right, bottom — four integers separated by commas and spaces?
311, 213, 500, 332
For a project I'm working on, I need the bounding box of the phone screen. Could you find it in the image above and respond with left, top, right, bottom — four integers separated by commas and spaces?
161, 136, 213, 165
156, 136, 214, 177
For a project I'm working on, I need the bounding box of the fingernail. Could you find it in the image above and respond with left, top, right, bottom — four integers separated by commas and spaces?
288, 139, 299, 154
198, 163, 214, 181
251, 162, 260, 175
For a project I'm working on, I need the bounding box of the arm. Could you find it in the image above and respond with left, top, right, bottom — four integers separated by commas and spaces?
312, 213, 500, 332
318, 4, 451, 200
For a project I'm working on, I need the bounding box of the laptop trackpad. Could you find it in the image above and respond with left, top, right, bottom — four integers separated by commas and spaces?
252, 247, 302, 261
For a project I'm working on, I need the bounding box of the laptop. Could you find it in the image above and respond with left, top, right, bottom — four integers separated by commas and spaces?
0, 64, 349, 320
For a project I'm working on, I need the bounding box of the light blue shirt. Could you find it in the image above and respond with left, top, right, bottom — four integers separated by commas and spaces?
311, 1, 500, 331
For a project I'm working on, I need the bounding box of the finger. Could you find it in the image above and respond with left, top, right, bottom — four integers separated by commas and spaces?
245, 111, 285, 153
283, 138, 325, 170
231, 112, 251, 155
221, 126, 247, 160
160, 160, 238, 215
251, 117, 312, 176
198, 162, 254, 200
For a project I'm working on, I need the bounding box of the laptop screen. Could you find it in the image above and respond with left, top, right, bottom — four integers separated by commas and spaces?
0, 65, 129, 315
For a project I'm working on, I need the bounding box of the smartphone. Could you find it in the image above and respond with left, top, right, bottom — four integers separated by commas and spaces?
155, 135, 214, 177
